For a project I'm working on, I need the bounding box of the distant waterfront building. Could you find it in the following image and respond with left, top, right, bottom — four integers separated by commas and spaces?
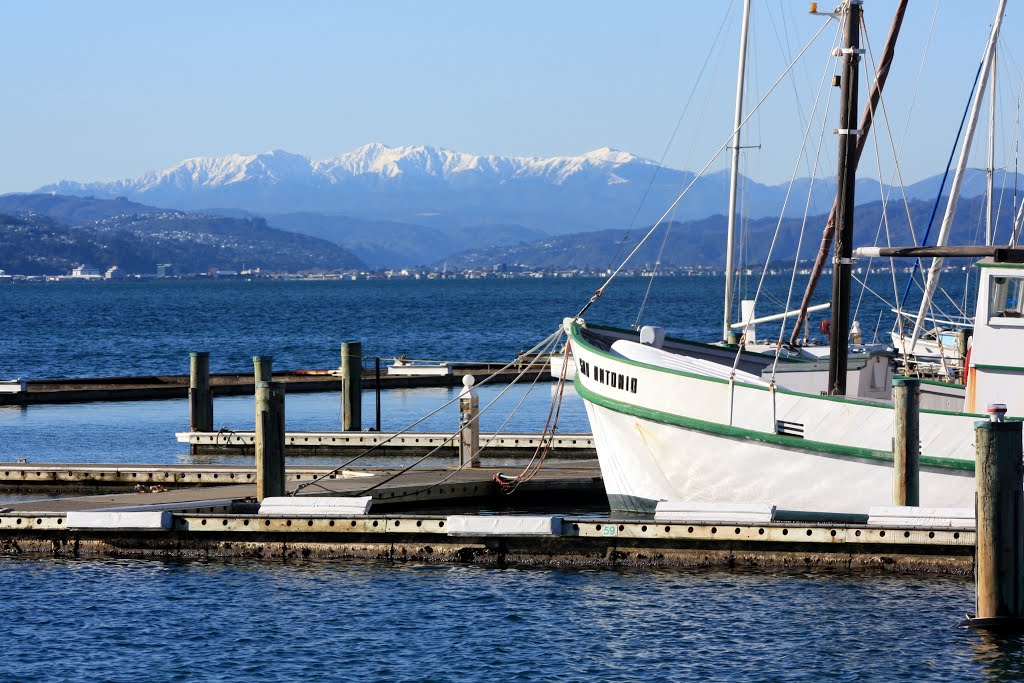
156, 263, 175, 278
104, 266, 125, 280
71, 264, 101, 279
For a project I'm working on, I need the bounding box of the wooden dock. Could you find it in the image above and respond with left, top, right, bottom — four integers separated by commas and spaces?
0, 364, 553, 406
0, 462, 603, 499
177, 431, 596, 458
0, 461, 976, 574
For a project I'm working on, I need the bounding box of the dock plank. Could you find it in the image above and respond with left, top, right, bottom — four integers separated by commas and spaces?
0, 463, 604, 513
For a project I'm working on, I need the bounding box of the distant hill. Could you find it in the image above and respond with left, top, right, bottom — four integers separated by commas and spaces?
444, 193, 1012, 270
35, 143, 1011, 236
0, 194, 365, 275
264, 212, 548, 267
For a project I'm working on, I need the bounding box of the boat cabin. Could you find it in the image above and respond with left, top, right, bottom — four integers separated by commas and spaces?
966, 258, 1024, 414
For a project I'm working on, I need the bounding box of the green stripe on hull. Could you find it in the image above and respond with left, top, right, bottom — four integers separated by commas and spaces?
570, 321, 990, 419
574, 375, 975, 474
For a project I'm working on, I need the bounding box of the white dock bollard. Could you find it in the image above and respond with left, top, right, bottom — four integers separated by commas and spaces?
459, 375, 480, 467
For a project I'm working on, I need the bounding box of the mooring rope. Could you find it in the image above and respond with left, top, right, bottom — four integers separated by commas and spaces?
377, 333, 567, 502
495, 337, 573, 494
346, 330, 565, 499
290, 328, 563, 495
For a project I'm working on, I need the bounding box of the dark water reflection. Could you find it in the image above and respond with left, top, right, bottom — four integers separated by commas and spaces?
0, 556, 1018, 682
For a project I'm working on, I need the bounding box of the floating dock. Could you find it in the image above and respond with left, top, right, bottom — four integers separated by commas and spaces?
0, 462, 974, 574
177, 431, 596, 458
0, 363, 551, 406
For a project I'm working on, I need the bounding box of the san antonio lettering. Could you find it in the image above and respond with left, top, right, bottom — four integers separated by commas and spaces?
578, 358, 637, 393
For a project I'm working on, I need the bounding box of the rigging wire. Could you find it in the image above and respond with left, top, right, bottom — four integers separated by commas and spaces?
574, 14, 837, 320
735, 13, 844, 375
764, 18, 841, 375
897, 61, 984, 308
604, 0, 737, 273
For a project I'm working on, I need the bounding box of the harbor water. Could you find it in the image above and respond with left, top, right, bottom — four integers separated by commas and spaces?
2, 275, 1011, 682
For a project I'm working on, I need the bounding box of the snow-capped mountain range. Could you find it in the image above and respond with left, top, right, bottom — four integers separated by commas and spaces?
37, 143, 998, 235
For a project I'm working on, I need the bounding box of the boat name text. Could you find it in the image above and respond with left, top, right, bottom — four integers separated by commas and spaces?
578, 359, 638, 393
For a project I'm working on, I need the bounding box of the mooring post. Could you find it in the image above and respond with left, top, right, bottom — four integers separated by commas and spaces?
973, 403, 1024, 625
189, 352, 213, 455
892, 377, 920, 506
459, 375, 480, 467
958, 327, 973, 380
375, 357, 382, 432
253, 355, 272, 383
341, 341, 362, 431
255, 380, 286, 501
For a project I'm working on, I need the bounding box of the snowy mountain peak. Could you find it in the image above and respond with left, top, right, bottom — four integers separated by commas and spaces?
35, 143, 663, 209
581, 147, 637, 164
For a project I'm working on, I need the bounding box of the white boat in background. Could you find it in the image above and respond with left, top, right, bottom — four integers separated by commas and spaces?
568, 0, 1018, 516
0, 379, 26, 394
386, 357, 452, 377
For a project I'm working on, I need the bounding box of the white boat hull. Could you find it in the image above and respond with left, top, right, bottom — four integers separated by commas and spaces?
583, 400, 973, 514
569, 322, 980, 515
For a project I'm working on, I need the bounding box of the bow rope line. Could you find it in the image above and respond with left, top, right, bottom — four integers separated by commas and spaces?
495, 337, 573, 494
291, 327, 563, 496
385, 333, 568, 502
347, 330, 565, 499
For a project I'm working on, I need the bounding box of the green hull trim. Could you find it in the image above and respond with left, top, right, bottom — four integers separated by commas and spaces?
574, 374, 975, 474
974, 363, 1024, 373
569, 321, 990, 419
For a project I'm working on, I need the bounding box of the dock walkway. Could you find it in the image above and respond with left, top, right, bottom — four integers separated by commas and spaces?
0, 461, 976, 574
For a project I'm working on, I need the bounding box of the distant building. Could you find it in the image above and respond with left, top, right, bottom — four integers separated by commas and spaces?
71, 264, 101, 279
156, 263, 175, 278
104, 266, 125, 280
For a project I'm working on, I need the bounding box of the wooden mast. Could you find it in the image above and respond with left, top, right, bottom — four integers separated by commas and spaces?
827, 0, 861, 396
789, 0, 906, 346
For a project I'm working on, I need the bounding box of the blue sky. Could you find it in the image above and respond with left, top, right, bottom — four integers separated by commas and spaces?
1, 1, 1020, 193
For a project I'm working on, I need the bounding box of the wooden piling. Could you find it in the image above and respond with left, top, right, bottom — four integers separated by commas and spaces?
375, 357, 382, 432
958, 328, 973, 381
189, 353, 213, 454
974, 414, 1024, 624
253, 355, 272, 383
255, 380, 286, 501
892, 377, 920, 506
341, 341, 362, 431
459, 375, 480, 467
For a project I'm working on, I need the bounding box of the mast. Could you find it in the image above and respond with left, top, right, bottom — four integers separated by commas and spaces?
987, 50, 997, 246
909, 0, 1007, 352
788, 0, 907, 346
827, 0, 861, 396
723, 0, 752, 342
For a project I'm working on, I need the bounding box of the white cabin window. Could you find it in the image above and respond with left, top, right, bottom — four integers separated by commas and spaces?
988, 275, 1024, 321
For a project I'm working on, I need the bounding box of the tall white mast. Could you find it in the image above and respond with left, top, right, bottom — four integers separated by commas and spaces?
723, 0, 752, 342
909, 0, 1007, 351
987, 50, 997, 246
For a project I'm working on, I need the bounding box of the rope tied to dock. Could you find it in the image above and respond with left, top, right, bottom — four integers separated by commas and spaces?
495, 338, 572, 494
291, 327, 565, 497
345, 329, 565, 499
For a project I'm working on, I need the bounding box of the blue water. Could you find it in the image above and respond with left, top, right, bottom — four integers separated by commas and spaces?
1, 275, 1009, 682
0, 557, 1015, 683
0, 273, 963, 379
0, 384, 589, 465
